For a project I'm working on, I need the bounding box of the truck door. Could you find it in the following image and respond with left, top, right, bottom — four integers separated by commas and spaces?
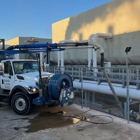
1, 61, 15, 90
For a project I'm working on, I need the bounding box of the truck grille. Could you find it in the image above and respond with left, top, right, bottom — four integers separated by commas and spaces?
36, 77, 50, 87
42, 77, 49, 85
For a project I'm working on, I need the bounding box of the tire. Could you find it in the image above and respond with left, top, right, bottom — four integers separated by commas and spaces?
11, 92, 33, 115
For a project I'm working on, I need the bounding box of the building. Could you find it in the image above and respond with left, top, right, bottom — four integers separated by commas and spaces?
5, 37, 52, 65
51, 0, 140, 67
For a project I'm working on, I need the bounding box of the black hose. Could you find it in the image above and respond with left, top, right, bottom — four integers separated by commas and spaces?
100, 53, 104, 68
5, 45, 18, 50
0, 108, 113, 125
64, 109, 113, 124
57, 42, 88, 47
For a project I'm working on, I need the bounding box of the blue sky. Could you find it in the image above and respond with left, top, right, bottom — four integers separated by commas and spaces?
0, 0, 112, 41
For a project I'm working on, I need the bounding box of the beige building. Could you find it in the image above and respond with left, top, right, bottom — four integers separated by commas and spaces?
5, 37, 52, 64
5, 37, 51, 46
52, 0, 140, 66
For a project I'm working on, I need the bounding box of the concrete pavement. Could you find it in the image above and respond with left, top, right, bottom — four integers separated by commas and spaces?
0, 104, 140, 140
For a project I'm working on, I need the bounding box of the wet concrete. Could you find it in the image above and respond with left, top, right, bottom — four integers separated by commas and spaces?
0, 104, 140, 140
25, 111, 74, 133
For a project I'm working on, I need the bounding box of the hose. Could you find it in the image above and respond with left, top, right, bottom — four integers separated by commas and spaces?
0, 109, 113, 125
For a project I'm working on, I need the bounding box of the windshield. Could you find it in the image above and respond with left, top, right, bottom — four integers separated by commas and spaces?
13, 61, 39, 74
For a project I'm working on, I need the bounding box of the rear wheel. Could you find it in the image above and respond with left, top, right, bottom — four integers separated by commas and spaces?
11, 92, 33, 115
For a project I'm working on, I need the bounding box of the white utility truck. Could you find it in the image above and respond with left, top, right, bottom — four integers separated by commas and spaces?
0, 43, 75, 115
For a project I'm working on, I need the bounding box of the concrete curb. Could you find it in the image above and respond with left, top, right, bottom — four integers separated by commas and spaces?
73, 104, 140, 131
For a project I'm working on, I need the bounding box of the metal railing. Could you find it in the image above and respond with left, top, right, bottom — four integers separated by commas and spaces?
46, 66, 140, 89
45, 65, 140, 122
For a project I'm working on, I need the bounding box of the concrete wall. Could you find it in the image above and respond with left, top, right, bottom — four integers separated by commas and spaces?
52, 0, 140, 66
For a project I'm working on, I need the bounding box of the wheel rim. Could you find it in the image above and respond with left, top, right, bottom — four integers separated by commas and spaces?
15, 98, 26, 111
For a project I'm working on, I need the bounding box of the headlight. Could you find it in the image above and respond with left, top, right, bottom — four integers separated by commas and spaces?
32, 88, 36, 92
25, 86, 37, 93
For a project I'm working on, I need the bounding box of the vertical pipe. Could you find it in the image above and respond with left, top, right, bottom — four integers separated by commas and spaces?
86, 92, 90, 104
40, 52, 43, 67
81, 68, 83, 108
72, 66, 73, 80
139, 104, 140, 114
92, 92, 95, 102
126, 52, 130, 123
93, 49, 98, 73
88, 34, 94, 69
85, 91, 87, 107
101, 53, 104, 68
61, 51, 64, 73
57, 51, 61, 67
45, 51, 50, 71
88, 45, 92, 68
46, 51, 49, 64
124, 102, 127, 119
61, 51, 64, 67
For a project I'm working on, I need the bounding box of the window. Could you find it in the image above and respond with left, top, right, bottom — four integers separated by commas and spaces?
4, 61, 13, 75
4, 62, 8, 73
13, 61, 39, 74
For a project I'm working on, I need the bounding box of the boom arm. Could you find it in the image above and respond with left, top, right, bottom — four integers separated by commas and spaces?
0, 42, 89, 60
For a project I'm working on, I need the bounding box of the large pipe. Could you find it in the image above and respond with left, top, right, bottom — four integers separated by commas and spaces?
57, 51, 61, 67
88, 33, 112, 69
93, 33, 112, 42
40, 52, 43, 67
58, 40, 78, 68
73, 79, 140, 100
61, 51, 64, 67
88, 34, 94, 68
93, 49, 98, 73
87, 33, 124, 112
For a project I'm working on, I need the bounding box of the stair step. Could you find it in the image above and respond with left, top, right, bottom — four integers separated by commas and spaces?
0, 102, 9, 105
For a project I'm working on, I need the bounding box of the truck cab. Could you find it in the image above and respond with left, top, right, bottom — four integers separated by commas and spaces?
0, 59, 74, 115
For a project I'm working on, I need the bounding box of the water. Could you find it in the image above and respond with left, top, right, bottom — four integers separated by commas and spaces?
25, 111, 74, 133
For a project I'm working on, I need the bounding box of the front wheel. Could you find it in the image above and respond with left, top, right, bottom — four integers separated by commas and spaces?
11, 92, 33, 115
